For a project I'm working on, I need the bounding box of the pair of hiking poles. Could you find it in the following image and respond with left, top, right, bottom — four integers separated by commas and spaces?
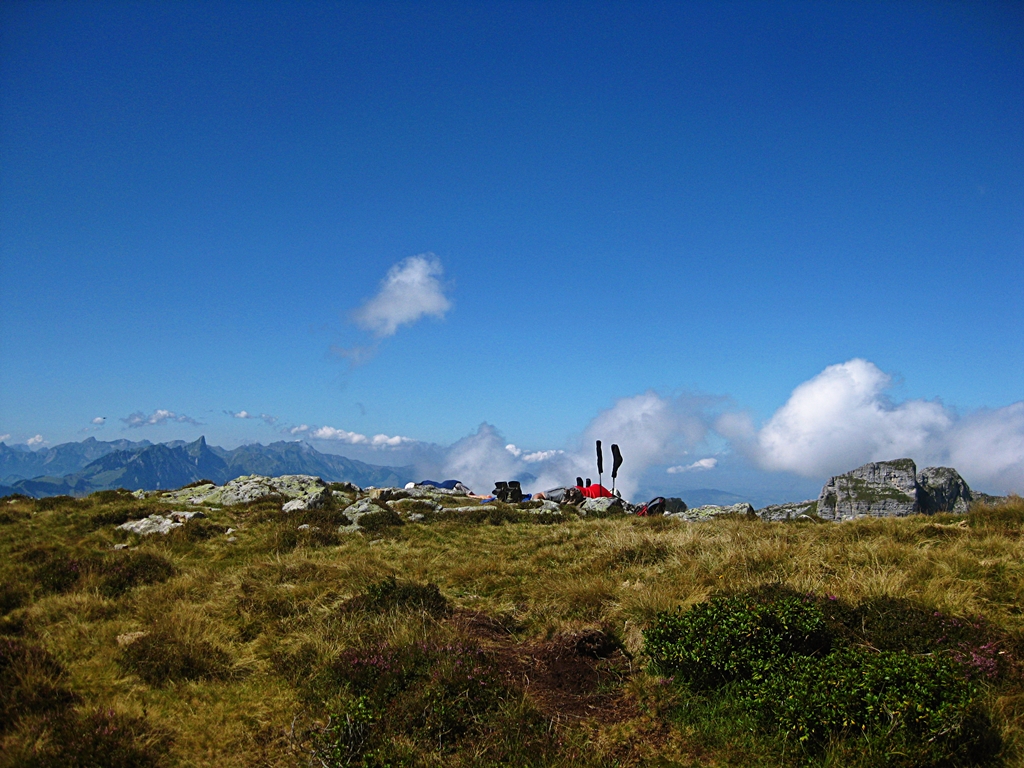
595, 441, 623, 493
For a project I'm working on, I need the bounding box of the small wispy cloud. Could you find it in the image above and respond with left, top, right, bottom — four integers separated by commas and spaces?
91, 417, 106, 425
121, 409, 201, 428
226, 410, 278, 425
0, 433, 11, 442
505, 444, 565, 463
27, 434, 45, 447
353, 254, 452, 338
667, 458, 718, 474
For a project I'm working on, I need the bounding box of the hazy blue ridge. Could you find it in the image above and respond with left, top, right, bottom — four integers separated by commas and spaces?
0, 437, 153, 483
0, 437, 415, 498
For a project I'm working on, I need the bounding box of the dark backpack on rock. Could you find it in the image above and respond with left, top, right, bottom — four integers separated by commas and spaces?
492, 481, 524, 504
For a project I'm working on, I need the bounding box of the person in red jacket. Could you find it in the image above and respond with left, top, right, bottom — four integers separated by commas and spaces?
578, 482, 613, 499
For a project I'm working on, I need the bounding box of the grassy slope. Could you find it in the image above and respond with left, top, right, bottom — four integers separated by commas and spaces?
1, 492, 1022, 767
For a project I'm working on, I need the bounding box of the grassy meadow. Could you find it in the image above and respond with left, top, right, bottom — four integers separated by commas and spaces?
1, 488, 1023, 767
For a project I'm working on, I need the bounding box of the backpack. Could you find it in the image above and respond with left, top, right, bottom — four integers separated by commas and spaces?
492, 481, 524, 503
637, 496, 666, 516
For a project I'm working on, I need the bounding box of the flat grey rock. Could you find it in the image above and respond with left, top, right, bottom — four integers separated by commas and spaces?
758, 501, 818, 522
118, 514, 182, 536
666, 502, 756, 522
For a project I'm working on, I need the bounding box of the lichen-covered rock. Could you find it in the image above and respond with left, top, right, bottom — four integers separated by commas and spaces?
338, 497, 395, 531
917, 466, 972, 514
579, 497, 624, 516
162, 474, 329, 508
758, 500, 818, 522
118, 514, 182, 536
817, 459, 919, 520
667, 502, 756, 522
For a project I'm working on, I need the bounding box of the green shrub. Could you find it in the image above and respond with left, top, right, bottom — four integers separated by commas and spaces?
97, 551, 175, 598
739, 648, 998, 765
644, 593, 830, 689
645, 589, 1005, 766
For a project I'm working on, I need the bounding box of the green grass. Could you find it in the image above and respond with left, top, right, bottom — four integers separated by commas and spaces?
0, 489, 1022, 766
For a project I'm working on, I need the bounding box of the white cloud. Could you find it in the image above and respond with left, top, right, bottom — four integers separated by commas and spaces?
231, 410, 252, 419
290, 424, 310, 434
0, 434, 10, 442
580, 391, 712, 498
306, 424, 414, 448
721, 359, 1024, 494
353, 254, 452, 337
438, 423, 527, 493
945, 404, 1024, 494
121, 409, 201, 428
667, 458, 718, 474
27, 434, 44, 447
91, 417, 105, 425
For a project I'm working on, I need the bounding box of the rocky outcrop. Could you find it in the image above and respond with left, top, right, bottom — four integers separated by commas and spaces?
665, 502, 756, 522
161, 474, 329, 508
917, 466, 972, 514
816, 460, 974, 520
817, 460, 919, 520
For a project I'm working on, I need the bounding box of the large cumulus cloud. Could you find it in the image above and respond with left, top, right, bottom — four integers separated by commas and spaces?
719, 359, 1024, 493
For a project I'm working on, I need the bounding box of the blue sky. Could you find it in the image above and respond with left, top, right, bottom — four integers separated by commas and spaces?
2, 1, 1022, 501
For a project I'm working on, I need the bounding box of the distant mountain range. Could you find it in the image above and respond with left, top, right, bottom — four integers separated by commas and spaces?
0, 437, 415, 498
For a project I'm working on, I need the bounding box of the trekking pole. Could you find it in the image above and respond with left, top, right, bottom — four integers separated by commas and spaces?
596, 441, 603, 490
611, 444, 623, 495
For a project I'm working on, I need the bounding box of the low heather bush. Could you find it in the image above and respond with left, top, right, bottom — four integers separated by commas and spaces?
0, 637, 78, 734
6, 708, 168, 768
97, 551, 174, 598
118, 624, 232, 686
346, 576, 449, 616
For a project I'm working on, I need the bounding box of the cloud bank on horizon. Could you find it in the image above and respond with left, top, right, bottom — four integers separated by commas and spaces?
406, 358, 1024, 498
8, 357, 1023, 498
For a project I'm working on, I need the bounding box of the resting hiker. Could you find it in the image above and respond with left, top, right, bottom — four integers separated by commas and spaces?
405, 480, 477, 495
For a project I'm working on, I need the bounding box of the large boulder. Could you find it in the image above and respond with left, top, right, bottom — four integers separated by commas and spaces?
916, 466, 972, 514
817, 459, 919, 520
579, 496, 624, 516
